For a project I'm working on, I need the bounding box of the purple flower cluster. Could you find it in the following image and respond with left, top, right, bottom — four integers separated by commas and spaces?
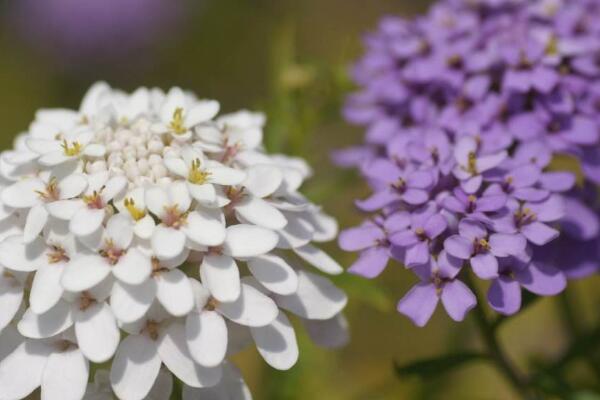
336, 0, 600, 326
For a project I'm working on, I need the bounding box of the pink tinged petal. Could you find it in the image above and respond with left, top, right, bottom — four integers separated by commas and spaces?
461, 175, 483, 194
57, 174, 88, 199
273, 271, 347, 321
158, 322, 223, 388
112, 248, 152, 285
293, 244, 343, 275
223, 224, 278, 258
70, 208, 105, 237
405, 242, 429, 267
390, 230, 419, 247
0, 235, 46, 272
61, 255, 110, 292
0, 340, 51, 399
74, 302, 120, 363
444, 235, 473, 259
424, 214, 447, 239
234, 197, 287, 230
23, 204, 48, 243
156, 269, 195, 317
110, 279, 156, 323
338, 225, 384, 251
1, 178, 45, 208
471, 253, 499, 279
218, 283, 279, 327
489, 233, 526, 258
200, 255, 240, 303
250, 311, 299, 371
18, 301, 73, 339
152, 226, 187, 260
186, 311, 228, 368
182, 210, 227, 247
441, 280, 476, 322
46, 199, 84, 220
243, 165, 283, 198
0, 276, 23, 331
110, 334, 162, 400
521, 222, 559, 245
41, 348, 89, 400
30, 263, 64, 314
397, 283, 439, 327
516, 262, 566, 296
540, 172, 575, 192
302, 314, 350, 349
247, 255, 298, 295
355, 189, 397, 211
488, 277, 521, 316
402, 188, 429, 205
348, 246, 389, 279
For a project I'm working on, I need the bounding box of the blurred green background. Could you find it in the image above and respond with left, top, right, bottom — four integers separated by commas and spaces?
1, 1, 599, 399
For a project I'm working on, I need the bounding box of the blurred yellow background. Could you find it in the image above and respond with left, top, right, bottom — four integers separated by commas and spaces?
1, 1, 599, 399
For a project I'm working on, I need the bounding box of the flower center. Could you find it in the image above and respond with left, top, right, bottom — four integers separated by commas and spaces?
467, 195, 477, 213
124, 198, 146, 221
188, 159, 211, 185
83, 191, 105, 209
100, 240, 125, 265
392, 178, 406, 193
466, 152, 477, 174
47, 245, 70, 264
162, 205, 188, 228
144, 320, 161, 341
204, 297, 219, 311
79, 292, 97, 311
474, 238, 490, 254
415, 227, 427, 241
61, 140, 82, 157
151, 257, 169, 276
169, 107, 187, 135
36, 177, 60, 202
545, 36, 559, 56
515, 207, 537, 227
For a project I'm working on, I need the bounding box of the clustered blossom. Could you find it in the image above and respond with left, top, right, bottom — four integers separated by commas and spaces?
0, 83, 348, 400
336, 0, 600, 326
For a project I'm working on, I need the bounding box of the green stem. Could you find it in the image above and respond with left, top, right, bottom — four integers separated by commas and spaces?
467, 275, 535, 399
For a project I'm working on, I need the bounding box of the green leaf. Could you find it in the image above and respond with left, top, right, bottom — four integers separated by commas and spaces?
394, 352, 487, 379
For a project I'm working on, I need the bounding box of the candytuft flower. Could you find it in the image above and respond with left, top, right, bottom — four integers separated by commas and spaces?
0, 82, 347, 400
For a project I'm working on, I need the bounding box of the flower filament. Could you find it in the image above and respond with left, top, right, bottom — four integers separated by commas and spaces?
162, 205, 188, 229
169, 107, 187, 135
83, 191, 105, 209
36, 177, 60, 202
99, 239, 125, 265
62, 140, 82, 157
124, 198, 146, 221
188, 159, 211, 185
47, 245, 70, 264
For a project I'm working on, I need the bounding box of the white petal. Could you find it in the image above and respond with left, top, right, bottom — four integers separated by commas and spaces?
0, 235, 46, 272
183, 210, 226, 247
217, 283, 278, 327
146, 186, 169, 218
158, 322, 222, 388
243, 164, 283, 198
83, 143, 106, 158
112, 248, 152, 285
110, 279, 157, 323
42, 348, 89, 400
26, 138, 62, 155
70, 208, 105, 237
200, 255, 240, 302
302, 313, 350, 349
46, 199, 84, 220
185, 311, 228, 367
134, 215, 155, 240
164, 157, 188, 178
61, 255, 110, 292
101, 176, 128, 202
167, 181, 191, 212
273, 270, 347, 320
23, 204, 49, 243
147, 368, 174, 400
0, 340, 51, 399
1, 178, 44, 208
305, 211, 338, 242
30, 263, 65, 314
276, 214, 314, 249
185, 101, 220, 126
39, 151, 71, 166
247, 255, 298, 295
0, 276, 23, 330
105, 213, 134, 249
110, 334, 161, 400
156, 269, 194, 317
152, 225, 186, 260
223, 224, 279, 258
208, 166, 246, 186
250, 311, 298, 370
235, 197, 287, 230
0, 325, 23, 362
293, 244, 343, 275
74, 302, 120, 363
187, 182, 217, 206
18, 301, 73, 339
182, 362, 252, 400
57, 173, 88, 199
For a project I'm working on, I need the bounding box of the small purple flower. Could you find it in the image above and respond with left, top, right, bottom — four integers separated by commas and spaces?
452, 136, 507, 193
442, 187, 507, 219
397, 251, 475, 327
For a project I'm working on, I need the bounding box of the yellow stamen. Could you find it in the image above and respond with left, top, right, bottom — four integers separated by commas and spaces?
61, 140, 82, 157
545, 36, 559, 56
124, 198, 146, 221
467, 152, 477, 174
188, 158, 211, 185
169, 107, 187, 135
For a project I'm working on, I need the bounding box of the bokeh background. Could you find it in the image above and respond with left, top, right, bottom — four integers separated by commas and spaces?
1, 1, 599, 399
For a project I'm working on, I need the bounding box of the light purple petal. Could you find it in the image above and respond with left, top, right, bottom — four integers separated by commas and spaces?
441, 280, 476, 322
512, 188, 549, 202
487, 276, 521, 316
521, 222, 559, 246
383, 212, 411, 233
424, 214, 447, 239
516, 262, 566, 296
405, 242, 429, 267
348, 247, 390, 279
437, 250, 463, 280
389, 230, 419, 247
489, 233, 526, 258
460, 175, 483, 194
338, 226, 384, 252
528, 195, 564, 222
355, 189, 397, 212
471, 253, 499, 279
443, 235, 472, 260
402, 188, 429, 205
397, 283, 439, 327
476, 193, 507, 212
458, 219, 486, 241
540, 172, 575, 192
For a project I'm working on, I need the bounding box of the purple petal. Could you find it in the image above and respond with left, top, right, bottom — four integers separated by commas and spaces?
339, 226, 384, 252
405, 242, 429, 267
366, 118, 399, 144
348, 247, 390, 279
507, 164, 541, 188
531, 66, 559, 93
443, 195, 467, 213
362, 158, 402, 183
516, 262, 566, 296
528, 195, 564, 222
487, 276, 521, 316
389, 230, 419, 247
489, 233, 526, 258
383, 211, 411, 233
402, 188, 429, 205
437, 250, 463, 280
454, 136, 478, 166
441, 280, 476, 322
512, 188, 550, 202
563, 116, 599, 145
539, 172, 575, 192
521, 222, 559, 246
397, 283, 439, 327
476, 151, 507, 173
355, 189, 398, 212
460, 175, 483, 194
424, 214, 447, 239
458, 219, 487, 241
407, 170, 433, 189
471, 253, 499, 279
561, 197, 600, 241
476, 193, 507, 212
443, 235, 473, 260
331, 146, 376, 168
503, 70, 532, 92
508, 113, 545, 141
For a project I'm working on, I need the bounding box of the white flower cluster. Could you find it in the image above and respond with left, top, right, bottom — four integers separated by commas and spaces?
0, 83, 348, 400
